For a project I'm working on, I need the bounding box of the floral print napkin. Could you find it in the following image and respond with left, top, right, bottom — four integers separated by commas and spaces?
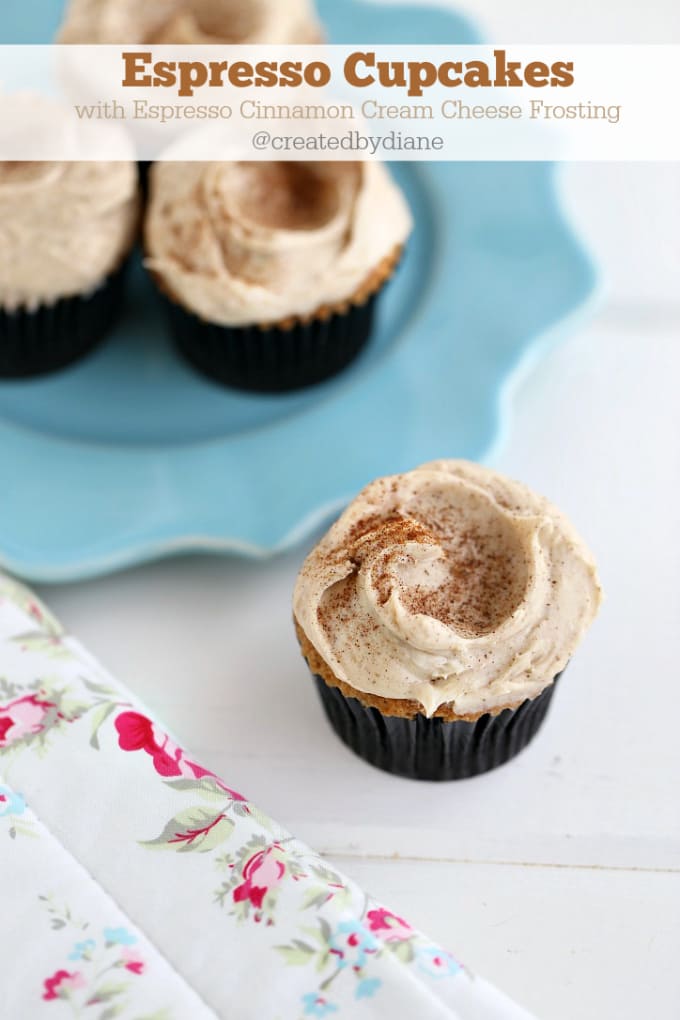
0, 572, 536, 1020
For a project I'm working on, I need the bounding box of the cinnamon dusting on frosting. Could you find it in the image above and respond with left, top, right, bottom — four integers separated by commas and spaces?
226, 162, 352, 233
294, 461, 602, 717
145, 160, 411, 327
399, 525, 527, 638
337, 508, 527, 638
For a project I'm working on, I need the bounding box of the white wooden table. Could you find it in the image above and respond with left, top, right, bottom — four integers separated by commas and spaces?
35, 3, 680, 1017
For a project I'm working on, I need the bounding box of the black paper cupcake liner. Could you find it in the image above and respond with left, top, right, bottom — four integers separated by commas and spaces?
162, 291, 379, 394
138, 161, 153, 196
313, 673, 561, 781
0, 262, 129, 379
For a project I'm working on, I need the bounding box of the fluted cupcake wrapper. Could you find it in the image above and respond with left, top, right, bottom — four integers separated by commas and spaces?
313, 673, 561, 781
0, 262, 128, 379
162, 290, 379, 394
138, 160, 153, 196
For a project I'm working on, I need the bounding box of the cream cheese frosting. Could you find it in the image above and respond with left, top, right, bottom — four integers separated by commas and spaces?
145, 160, 412, 326
58, 0, 323, 44
0, 161, 139, 311
294, 460, 602, 718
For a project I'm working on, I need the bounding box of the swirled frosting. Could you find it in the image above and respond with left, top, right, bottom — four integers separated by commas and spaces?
58, 0, 322, 44
294, 460, 602, 718
145, 160, 412, 326
0, 161, 139, 311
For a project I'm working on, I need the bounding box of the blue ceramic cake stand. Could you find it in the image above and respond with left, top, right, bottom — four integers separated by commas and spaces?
0, 0, 597, 581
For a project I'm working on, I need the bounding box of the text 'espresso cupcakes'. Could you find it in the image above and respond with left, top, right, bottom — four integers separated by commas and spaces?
294, 460, 602, 781
144, 160, 412, 392
58, 0, 323, 44
0, 161, 140, 378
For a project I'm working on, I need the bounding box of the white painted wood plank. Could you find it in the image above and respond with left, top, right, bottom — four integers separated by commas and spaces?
324, 856, 680, 1020
38, 317, 680, 872
559, 164, 680, 311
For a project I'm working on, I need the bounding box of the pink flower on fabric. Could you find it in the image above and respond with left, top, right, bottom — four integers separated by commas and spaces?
27, 601, 45, 624
0, 694, 54, 747
120, 948, 145, 975
42, 970, 85, 1001
365, 908, 414, 942
233, 847, 287, 910
114, 711, 245, 800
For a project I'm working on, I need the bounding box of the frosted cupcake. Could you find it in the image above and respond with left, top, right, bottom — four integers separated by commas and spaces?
57, 0, 323, 44
57, 0, 325, 191
294, 460, 602, 780
145, 160, 412, 392
0, 161, 140, 378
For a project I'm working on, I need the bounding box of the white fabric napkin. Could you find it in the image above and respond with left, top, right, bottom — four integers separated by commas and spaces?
0, 572, 537, 1020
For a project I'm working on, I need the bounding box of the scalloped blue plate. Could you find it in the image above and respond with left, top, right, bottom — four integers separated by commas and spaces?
0, 0, 597, 582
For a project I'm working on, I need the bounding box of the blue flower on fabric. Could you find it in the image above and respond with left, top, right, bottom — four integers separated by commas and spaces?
355, 977, 382, 1000
417, 946, 461, 979
301, 992, 339, 1017
68, 939, 96, 961
0, 787, 26, 818
103, 927, 137, 946
328, 920, 380, 971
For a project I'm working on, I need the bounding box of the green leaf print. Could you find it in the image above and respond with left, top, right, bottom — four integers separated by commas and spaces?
143, 808, 235, 853
163, 777, 231, 804
275, 940, 316, 966
10, 632, 69, 659
90, 703, 117, 749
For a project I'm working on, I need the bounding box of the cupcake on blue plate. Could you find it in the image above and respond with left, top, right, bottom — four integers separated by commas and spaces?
294, 460, 602, 780
0, 159, 140, 378
144, 159, 412, 392
57, 0, 323, 44
57, 1, 325, 193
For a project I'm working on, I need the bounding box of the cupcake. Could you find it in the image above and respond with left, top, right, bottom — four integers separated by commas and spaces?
145, 160, 412, 392
57, 1, 324, 194
293, 460, 602, 781
0, 161, 140, 378
57, 0, 323, 44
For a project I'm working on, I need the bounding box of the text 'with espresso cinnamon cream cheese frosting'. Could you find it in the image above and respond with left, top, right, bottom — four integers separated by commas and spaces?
294, 460, 602, 718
